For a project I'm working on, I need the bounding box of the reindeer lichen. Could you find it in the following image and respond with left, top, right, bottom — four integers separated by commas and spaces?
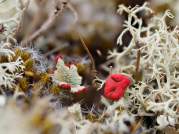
0, 43, 24, 88
108, 2, 179, 129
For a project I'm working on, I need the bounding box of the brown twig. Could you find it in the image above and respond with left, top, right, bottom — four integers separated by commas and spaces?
66, 2, 97, 76
132, 118, 143, 134
24, 0, 48, 38
78, 33, 96, 74
21, 0, 68, 46
135, 49, 141, 75
134, 48, 141, 82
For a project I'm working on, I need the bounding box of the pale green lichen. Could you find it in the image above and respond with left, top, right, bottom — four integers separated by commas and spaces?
53, 58, 85, 93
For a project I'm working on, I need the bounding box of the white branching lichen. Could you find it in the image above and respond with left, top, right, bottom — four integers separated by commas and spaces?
157, 115, 176, 129
69, 103, 134, 134
0, 43, 24, 88
0, 57, 24, 88
108, 2, 179, 128
102, 111, 134, 134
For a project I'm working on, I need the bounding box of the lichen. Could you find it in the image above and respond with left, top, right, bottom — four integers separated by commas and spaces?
107, 2, 179, 129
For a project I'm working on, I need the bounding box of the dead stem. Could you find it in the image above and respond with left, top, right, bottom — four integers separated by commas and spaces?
21, 0, 68, 46
136, 49, 141, 75
24, 0, 47, 39
62, 2, 97, 76
132, 117, 142, 134
78, 33, 97, 75
134, 48, 141, 82
44, 43, 68, 57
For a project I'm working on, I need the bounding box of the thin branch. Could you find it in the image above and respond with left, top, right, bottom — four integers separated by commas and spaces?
78, 33, 96, 75
21, 0, 68, 46
135, 49, 141, 75
132, 117, 143, 134
24, 0, 48, 38
44, 43, 69, 57
66, 3, 97, 76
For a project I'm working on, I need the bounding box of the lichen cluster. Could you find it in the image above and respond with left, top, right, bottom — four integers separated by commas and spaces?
108, 2, 179, 131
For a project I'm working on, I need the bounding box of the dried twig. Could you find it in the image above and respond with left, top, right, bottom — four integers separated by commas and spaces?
44, 43, 69, 57
134, 42, 142, 82
131, 118, 142, 134
67, 2, 97, 76
21, 0, 68, 46
24, 0, 48, 38
78, 33, 96, 75
135, 49, 141, 76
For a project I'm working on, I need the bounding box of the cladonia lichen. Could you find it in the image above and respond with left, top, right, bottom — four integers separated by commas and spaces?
107, 2, 179, 128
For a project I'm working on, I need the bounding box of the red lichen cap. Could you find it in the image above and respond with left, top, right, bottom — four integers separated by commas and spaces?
73, 87, 88, 94
59, 83, 71, 90
58, 83, 88, 94
54, 54, 63, 63
104, 74, 131, 101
